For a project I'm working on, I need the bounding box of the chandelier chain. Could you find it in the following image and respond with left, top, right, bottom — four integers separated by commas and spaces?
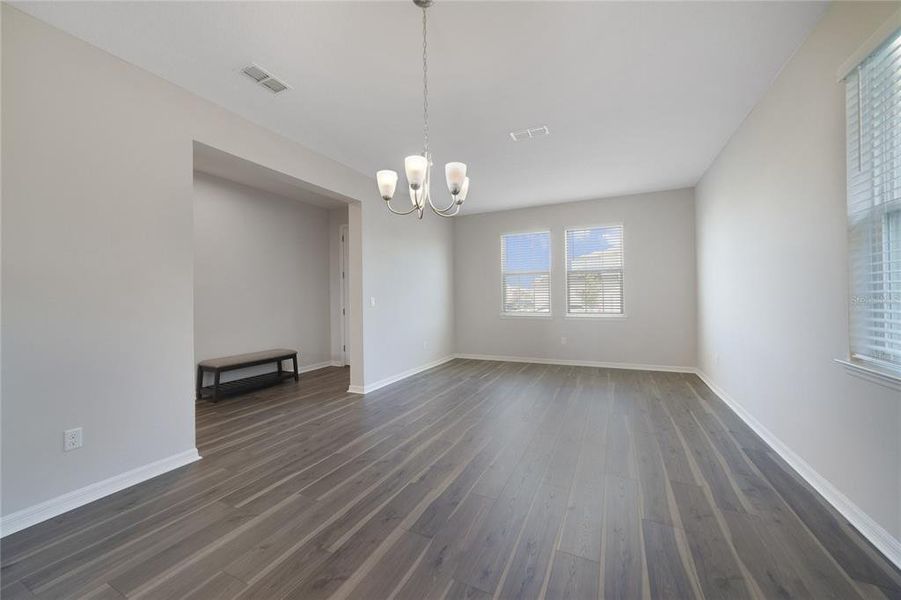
422, 6, 429, 155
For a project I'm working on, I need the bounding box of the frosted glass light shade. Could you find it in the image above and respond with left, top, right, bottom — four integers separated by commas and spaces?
376, 170, 398, 200
457, 176, 470, 202
405, 155, 428, 189
445, 162, 467, 195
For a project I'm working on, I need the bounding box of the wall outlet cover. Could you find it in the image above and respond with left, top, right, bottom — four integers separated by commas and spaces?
64, 427, 83, 452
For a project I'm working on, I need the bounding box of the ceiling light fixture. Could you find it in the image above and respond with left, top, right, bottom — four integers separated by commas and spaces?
376, 0, 469, 219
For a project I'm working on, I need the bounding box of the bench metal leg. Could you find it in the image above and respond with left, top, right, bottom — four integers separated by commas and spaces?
292, 355, 299, 382
213, 370, 221, 402
196, 366, 203, 400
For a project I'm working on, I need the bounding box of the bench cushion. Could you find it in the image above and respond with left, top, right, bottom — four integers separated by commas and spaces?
199, 349, 296, 369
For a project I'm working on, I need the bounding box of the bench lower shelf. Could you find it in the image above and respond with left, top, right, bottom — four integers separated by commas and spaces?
197, 371, 296, 401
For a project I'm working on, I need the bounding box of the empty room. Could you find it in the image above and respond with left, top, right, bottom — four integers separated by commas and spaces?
1, 1, 899, 599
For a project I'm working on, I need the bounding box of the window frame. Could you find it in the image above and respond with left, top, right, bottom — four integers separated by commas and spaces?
848, 207, 901, 375
563, 223, 626, 319
841, 23, 901, 382
499, 229, 553, 319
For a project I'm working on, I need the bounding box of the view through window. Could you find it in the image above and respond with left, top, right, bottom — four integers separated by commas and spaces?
501, 231, 551, 315
565, 225, 624, 315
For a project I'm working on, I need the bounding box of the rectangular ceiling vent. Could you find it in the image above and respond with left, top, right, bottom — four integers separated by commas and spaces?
241, 64, 290, 94
509, 125, 550, 142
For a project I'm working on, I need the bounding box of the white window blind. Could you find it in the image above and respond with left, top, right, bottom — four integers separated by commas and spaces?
565, 225, 624, 315
846, 28, 901, 373
501, 231, 551, 315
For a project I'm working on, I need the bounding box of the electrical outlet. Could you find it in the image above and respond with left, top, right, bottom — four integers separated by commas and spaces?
64, 427, 83, 452
370, 297, 376, 308
560, 336, 567, 345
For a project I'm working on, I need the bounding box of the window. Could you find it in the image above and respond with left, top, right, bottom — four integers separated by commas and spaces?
501, 231, 551, 315
846, 28, 901, 373
565, 225, 624, 315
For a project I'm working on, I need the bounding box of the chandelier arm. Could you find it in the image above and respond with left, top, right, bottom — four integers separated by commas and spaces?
427, 192, 458, 214
430, 203, 461, 218
434, 202, 461, 216
435, 194, 465, 214
384, 199, 420, 216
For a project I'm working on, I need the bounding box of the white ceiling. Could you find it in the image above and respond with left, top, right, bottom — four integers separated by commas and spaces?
14, 1, 826, 214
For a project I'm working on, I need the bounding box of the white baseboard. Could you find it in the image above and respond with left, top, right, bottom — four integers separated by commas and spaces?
694, 370, 901, 569
0, 448, 201, 538
455, 353, 696, 373
347, 355, 456, 395
299, 360, 339, 373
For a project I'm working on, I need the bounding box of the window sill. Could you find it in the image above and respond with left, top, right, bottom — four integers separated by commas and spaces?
499, 313, 553, 320
834, 358, 901, 392
564, 313, 627, 320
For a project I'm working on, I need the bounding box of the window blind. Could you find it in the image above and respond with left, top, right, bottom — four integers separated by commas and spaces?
565, 225, 624, 315
501, 231, 551, 314
845, 28, 901, 372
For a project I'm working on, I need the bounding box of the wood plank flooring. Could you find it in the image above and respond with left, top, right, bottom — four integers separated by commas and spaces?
2, 359, 900, 599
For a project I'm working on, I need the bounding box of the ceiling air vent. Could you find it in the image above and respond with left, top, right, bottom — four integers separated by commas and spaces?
509, 125, 550, 142
241, 64, 290, 94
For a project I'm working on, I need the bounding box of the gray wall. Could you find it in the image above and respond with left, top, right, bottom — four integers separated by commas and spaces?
193, 172, 332, 378
454, 189, 696, 369
362, 205, 455, 386
696, 1, 900, 539
0, 6, 454, 519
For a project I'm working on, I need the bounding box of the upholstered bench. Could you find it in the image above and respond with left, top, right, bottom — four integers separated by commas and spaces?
196, 349, 298, 401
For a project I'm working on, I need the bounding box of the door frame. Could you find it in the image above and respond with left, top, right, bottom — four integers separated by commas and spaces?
339, 223, 349, 366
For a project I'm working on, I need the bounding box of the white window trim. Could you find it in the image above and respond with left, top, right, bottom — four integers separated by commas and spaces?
500, 313, 554, 320
835, 357, 901, 392
564, 223, 625, 318
836, 8, 901, 81
500, 229, 552, 318
564, 313, 627, 320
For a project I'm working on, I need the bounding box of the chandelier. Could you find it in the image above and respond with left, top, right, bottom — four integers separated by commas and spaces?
376, 0, 469, 219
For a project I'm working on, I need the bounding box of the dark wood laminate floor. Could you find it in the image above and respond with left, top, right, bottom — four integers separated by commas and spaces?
2, 359, 900, 599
